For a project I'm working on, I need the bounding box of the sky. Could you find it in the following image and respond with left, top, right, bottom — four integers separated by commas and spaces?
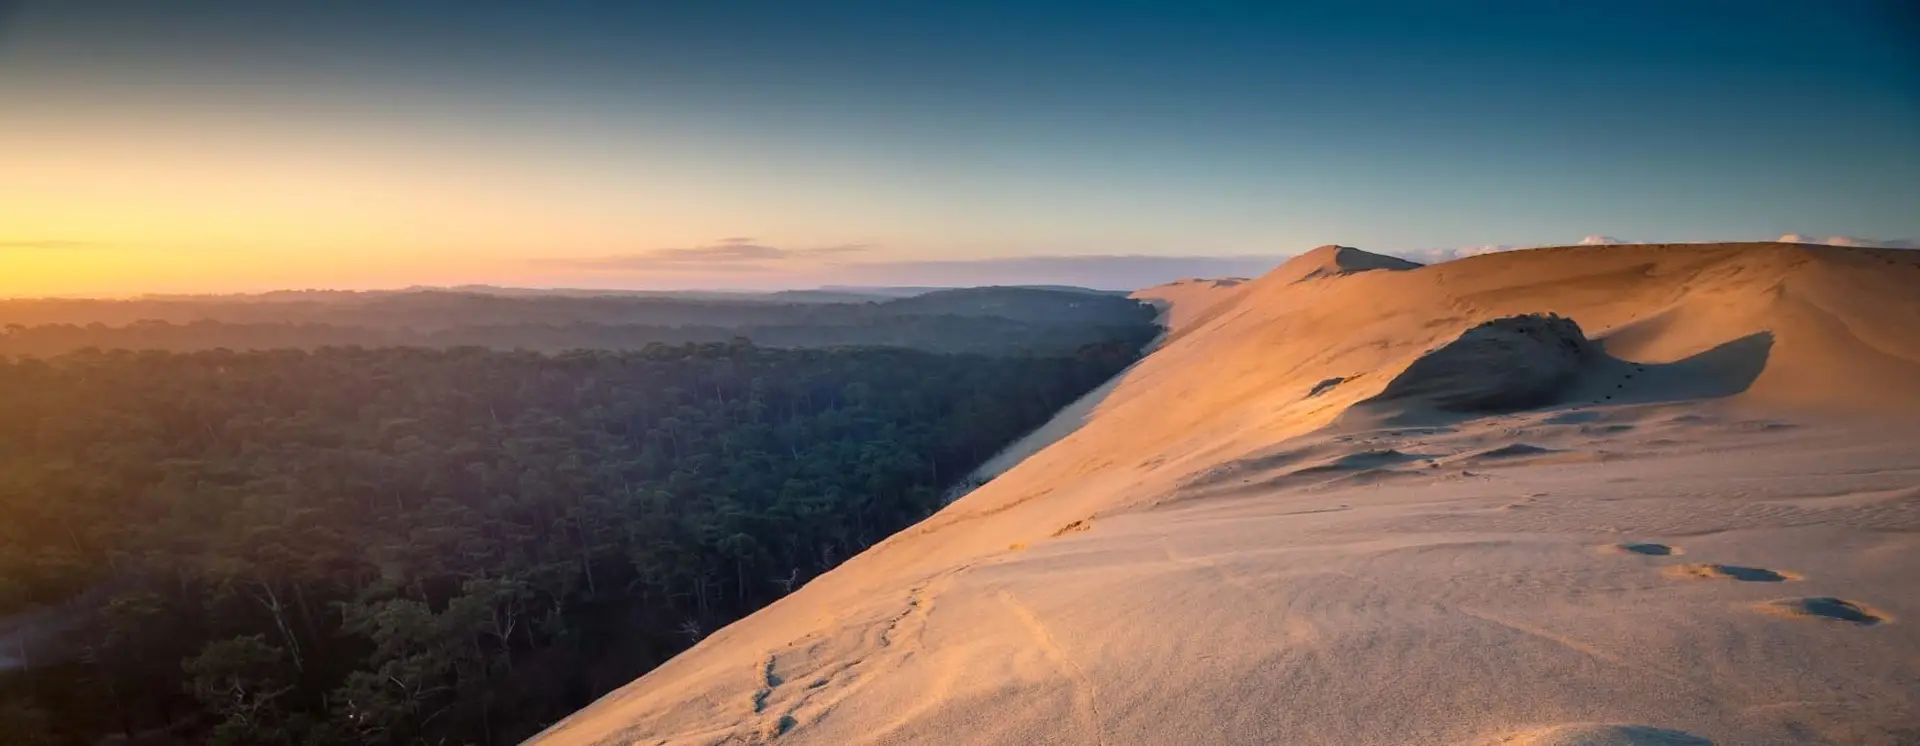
2, 1, 1917, 296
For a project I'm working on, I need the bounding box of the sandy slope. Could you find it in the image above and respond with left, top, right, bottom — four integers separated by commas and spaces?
964, 273, 1259, 485
1130, 276, 1253, 335
531, 243, 1920, 746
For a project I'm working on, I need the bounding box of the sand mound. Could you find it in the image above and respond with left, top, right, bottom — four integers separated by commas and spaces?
1468, 443, 1561, 459
1490, 723, 1713, 746
1364, 314, 1597, 412
1273, 244, 1423, 284
533, 243, 1920, 746
1297, 448, 1429, 472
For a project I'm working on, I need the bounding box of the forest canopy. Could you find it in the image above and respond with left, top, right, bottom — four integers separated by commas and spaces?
0, 328, 1147, 744
0, 287, 1157, 357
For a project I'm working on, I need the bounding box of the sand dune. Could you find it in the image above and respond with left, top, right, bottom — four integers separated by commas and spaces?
1130, 276, 1252, 335
966, 274, 1257, 486
1271, 243, 1422, 284
531, 243, 1920, 746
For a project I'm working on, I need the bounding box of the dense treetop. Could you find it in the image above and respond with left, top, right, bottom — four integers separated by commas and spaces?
0, 287, 1155, 357
0, 335, 1145, 744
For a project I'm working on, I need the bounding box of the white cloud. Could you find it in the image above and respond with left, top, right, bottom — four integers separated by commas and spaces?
1578, 235, 1626, 245
1776, 233, 1918, 249
1386, 244, 1522, 263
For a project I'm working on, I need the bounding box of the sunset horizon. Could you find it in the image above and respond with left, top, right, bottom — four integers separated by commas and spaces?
5, 2, 1915, 297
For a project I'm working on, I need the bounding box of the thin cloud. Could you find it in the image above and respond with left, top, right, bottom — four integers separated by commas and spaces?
535, 232, 1920, 290
814, 254, 1288, 290
1387, 235, 1619, 263
1388, 232, 1918, 266
0, 239, 100, 250
542, 238, 873, 271
647, 241, 787, 263
1777, 233, 1918, 249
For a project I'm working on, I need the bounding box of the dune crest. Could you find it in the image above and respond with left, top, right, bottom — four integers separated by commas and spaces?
1272, 243, 1423, 284
1130, 276, 1252, 335
532, 243, 1920, 746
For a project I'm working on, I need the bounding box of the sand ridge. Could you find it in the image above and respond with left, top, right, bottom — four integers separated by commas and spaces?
1130, 276, 1253, 336
530, 243, 1920, 746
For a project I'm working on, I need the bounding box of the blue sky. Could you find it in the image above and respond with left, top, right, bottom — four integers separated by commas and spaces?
1, 1, 1916, 293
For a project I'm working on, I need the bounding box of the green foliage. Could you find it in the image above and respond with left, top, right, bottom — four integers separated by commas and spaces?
183, 635, 295, 746
0, 339, 1142, 744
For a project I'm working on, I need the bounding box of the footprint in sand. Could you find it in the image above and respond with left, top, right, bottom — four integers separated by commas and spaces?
1754, 597, 1887, 626
1661, 563, 1799, 582
1590, 364, 1653, 405
1600, 542, 1679, 556
1488, 723, 1712, 745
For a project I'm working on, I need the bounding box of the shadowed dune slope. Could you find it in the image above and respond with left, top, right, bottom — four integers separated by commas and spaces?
531, 243, 1920, 746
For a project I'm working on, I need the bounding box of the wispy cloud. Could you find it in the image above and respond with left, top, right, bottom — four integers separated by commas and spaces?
1578, 235, 1627, 245
0, 239, 100, 250
536, 249, 1288, 290
541, 238, 872, 272
817, 254, 1288, 289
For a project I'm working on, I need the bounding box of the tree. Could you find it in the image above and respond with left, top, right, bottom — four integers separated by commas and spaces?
183, 635, 295, 746
0, 334, 1149, 744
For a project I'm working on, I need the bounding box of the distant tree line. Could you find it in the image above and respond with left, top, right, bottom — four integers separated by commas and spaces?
0, 287, 1148, 333
0, 287, 1157, 358
0, 339, 1142, 744
0, 316, 1156, 357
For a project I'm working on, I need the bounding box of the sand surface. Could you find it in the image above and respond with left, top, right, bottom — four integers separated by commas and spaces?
531, 243, 1920, 746
1130, 276, 1252, 335
963, 274, 1257, 486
